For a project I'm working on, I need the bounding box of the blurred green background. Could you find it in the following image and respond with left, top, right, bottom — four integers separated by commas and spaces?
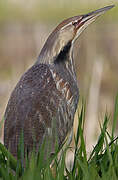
0, 0, 118, 151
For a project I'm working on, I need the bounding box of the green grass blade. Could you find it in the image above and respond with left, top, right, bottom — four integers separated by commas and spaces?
112, 93, 118, 140
0, 142, 21, 172
88, 114, 108, 162
72, 105, 84, 175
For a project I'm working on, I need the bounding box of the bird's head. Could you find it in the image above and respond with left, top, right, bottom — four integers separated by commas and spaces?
37, 5, 114, 64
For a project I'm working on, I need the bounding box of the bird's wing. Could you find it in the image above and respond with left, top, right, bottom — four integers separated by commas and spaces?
4, 64, 62, 156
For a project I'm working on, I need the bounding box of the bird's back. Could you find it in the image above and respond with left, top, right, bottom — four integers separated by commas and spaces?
4, 63, 79, 158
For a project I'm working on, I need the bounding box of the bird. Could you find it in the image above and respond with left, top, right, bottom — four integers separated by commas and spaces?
4, 5, 114, 158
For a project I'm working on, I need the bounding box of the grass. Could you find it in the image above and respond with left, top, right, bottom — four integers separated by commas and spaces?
0, 94, 118, 179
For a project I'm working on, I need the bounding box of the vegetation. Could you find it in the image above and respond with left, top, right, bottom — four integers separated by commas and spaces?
0, 94, 118, 180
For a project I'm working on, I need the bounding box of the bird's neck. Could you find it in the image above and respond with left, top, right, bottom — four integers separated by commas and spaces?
36, 41, 77, 80
65, 46, 77, 81
53, 41, 77, 81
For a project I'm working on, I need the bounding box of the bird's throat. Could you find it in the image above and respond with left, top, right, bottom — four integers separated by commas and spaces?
54, 41, 72, 64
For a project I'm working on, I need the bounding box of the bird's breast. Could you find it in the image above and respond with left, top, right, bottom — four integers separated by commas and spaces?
51, 70, 73, 104
50, 67, 79, 144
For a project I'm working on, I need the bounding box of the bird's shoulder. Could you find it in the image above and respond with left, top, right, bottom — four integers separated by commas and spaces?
5, 63, 58, 116
18, 63, 54, 90
8, 63, 57, 101
4, 63, 59, 134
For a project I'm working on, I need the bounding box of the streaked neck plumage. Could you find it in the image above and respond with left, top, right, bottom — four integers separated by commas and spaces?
36, 38, 77, 81
35, 5, 114, 80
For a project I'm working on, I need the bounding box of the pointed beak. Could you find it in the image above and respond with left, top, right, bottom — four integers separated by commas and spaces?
74, 5, 115, 31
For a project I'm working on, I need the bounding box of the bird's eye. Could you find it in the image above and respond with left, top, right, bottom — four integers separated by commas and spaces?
72, 21, 78, 26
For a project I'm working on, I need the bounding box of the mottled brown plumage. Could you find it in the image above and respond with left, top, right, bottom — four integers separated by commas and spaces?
4, 5, 114, 158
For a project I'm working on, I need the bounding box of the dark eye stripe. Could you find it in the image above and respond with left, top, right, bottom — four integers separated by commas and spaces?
72, 21, 78, 26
